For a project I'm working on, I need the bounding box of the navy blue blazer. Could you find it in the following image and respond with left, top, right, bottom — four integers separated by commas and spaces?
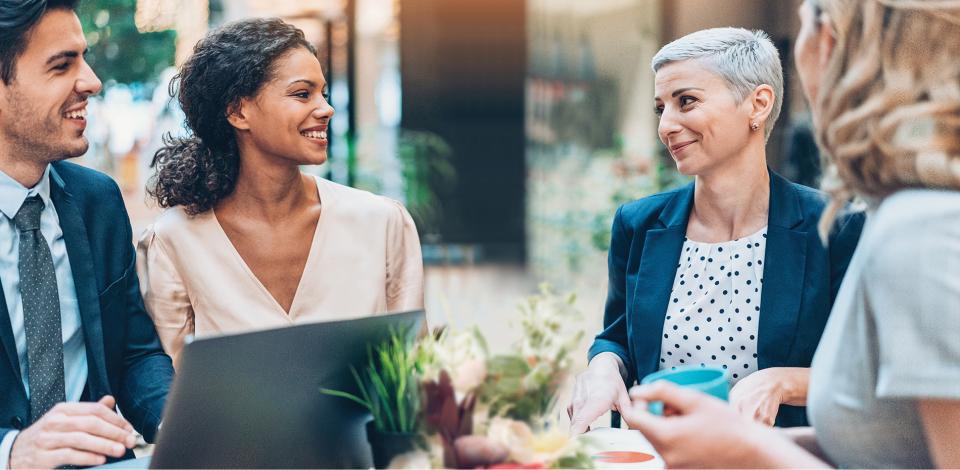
588, 171, 864, 427
0, 162, 173, 446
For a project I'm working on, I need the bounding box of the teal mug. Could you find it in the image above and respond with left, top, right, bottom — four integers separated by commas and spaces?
639, 366, 729, 415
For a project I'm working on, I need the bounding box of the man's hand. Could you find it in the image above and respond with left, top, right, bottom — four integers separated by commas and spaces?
567, 353, 630, 434
9, 396, 137, 469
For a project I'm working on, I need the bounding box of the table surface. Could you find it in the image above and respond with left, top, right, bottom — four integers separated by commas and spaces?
579, 427, 665, 468
95, 428, 663, 469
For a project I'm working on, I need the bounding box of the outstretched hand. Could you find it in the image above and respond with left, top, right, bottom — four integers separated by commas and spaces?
619, 381, 827, 468
568, 353, 631, 434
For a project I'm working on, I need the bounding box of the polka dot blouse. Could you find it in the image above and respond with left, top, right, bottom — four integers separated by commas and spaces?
659, 227, 767, 383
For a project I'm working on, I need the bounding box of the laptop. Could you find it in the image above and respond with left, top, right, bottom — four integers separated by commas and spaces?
140, 310, 424, 469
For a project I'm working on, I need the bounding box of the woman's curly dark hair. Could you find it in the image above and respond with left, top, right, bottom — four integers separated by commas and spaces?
149, 18, 317, 215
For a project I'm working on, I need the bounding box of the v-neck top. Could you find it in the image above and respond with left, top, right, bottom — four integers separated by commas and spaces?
135, 175, 424, 364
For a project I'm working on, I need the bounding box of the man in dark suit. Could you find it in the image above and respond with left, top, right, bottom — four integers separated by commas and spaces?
0, 1, 174, 468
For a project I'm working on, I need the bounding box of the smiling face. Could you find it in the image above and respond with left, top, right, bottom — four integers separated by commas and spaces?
230, 47, 334, 167
654, 60, 754, 176
0, 9, 101, 164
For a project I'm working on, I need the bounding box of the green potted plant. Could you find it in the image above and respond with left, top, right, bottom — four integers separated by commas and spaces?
321, 329, 422, 468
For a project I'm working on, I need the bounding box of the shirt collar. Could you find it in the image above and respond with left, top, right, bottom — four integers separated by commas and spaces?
0, 165, 53, 220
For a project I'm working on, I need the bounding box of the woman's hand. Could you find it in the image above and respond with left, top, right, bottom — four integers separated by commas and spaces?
619, 381, 828, 468
567, 353, 630, 434
729, 367, 809, 426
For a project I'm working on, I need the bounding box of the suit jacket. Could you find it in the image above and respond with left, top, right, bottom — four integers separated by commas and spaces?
588, 171, 864, 427
0, 162, 173, 446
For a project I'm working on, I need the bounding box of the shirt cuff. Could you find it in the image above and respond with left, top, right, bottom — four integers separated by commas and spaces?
0, 430, 19, 470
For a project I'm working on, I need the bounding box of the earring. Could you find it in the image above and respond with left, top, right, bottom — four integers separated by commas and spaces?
750, 122, 760, 131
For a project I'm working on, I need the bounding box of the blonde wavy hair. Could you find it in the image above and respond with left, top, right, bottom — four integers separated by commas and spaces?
810, 0, 960, 237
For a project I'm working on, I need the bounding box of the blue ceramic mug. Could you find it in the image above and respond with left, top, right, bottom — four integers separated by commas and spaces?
639, 366, 729, 415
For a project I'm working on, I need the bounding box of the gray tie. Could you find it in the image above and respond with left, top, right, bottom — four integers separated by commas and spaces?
14, 195, 66, 424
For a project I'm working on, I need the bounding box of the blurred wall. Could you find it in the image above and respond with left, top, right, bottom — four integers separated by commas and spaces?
400, 0, 527, 259
663, 0, 798, 40
526, 0, 662, 288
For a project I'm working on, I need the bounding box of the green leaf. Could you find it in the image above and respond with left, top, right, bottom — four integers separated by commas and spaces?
318, 388, 370, 409
322, 326, 422, 433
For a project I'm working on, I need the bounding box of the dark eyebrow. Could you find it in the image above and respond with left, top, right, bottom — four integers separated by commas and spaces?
672, 87, 704, 97
654, 86, 706, 102
288, 79, 327, 88
45, 48, 86, 65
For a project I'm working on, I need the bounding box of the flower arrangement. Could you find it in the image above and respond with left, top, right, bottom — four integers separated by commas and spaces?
480, 284, 584, 423
323, 284, 592, 468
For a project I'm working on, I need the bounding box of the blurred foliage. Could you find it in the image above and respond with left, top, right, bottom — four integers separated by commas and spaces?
397, 130, 456, 237
588, 154, 690, 253
528, 139, 694, 288
77, 0, 175, 86
478, 284, 583, 423
654, 145, 689, 193
549, 78, 619, 150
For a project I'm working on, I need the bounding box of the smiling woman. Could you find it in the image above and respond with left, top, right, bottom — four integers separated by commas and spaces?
137, 18, 424, 365
569, 27, 865, 433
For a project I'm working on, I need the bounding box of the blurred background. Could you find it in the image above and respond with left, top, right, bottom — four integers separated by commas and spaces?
75, 0, 819, 373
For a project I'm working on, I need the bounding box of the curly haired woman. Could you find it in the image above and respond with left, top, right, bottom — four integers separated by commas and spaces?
136, 18, 424, 364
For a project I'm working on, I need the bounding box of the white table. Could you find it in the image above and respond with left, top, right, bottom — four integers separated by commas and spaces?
578, 427, 665, 468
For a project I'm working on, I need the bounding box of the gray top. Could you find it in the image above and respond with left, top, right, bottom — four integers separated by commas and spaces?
808, 189, 960, 468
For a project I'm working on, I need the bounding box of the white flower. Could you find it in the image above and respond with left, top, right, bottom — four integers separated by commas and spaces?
387, 450, 431, 469
419, 328, 488, 395
451, 358, 487, 395
485, 417, 573, 465
486, 417, 535, 463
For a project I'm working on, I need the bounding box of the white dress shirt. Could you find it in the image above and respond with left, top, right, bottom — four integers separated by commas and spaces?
0, 166, 87, 467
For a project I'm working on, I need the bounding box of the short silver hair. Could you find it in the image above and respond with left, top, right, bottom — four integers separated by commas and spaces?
652, 27, 783, 141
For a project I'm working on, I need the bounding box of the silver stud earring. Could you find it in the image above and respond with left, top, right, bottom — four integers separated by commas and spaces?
750, 122, 760, 131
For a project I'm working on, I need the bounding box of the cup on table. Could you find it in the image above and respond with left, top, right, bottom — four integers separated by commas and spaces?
639, 366, 729, 415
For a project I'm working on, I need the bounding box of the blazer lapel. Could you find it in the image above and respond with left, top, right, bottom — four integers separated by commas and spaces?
49, 168, 110, 399
757, 172, 807, 369
631, 184, 693, 378
0, 280, 25, 393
